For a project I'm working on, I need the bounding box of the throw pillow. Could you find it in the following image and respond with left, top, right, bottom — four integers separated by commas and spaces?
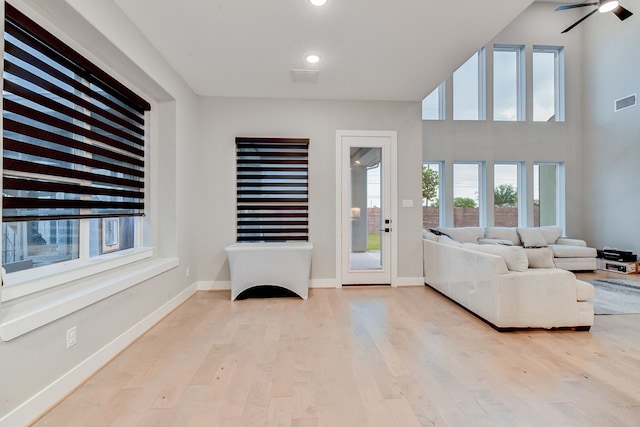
524, 247, 556, 268
516, 228, 548, 248
466, 243, 528, 272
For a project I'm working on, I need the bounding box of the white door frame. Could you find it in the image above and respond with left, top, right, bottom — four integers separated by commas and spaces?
335, 130, 398, 287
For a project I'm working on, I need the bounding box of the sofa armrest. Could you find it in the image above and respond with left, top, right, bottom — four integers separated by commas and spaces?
556, 238, 587, 247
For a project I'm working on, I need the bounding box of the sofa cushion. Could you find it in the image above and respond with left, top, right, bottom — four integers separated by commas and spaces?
423, 229, 438, 241
463, 243, 528, 272
485, 227, 521, 246
478, 238, 513, 246
523, 247, 555, 268
539, 226, 563, 245
549, 244, 598, 258
517, 228, 548, 248
438, 235, 462, 246
575, 280, 595, 301
437, 227, 484, 243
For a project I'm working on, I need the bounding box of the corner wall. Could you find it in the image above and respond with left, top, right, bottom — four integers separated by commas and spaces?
581, 0, 640, 254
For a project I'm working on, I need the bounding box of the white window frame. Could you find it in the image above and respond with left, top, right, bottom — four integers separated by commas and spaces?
422, 161, 444, 227
532, 45, 565, 122
421, 82, 446, 120
493, 44, 525, 121
493, 162, 525, 227
452, 161, 485, 227
453, 48, 486, 121
533, 161, 565, 230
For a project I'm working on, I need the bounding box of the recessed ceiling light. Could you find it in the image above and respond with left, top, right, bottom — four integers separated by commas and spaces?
309, 0, 328, 6
306, 54, 320, 64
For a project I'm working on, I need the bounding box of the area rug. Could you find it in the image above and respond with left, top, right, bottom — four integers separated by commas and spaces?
585, 278, 640, 315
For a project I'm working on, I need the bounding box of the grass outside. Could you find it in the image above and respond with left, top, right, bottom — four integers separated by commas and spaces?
367, 232, 380, 251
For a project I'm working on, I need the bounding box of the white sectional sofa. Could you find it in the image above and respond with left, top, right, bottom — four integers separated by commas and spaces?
422, 233, 595, 331
436, 226, 597, 271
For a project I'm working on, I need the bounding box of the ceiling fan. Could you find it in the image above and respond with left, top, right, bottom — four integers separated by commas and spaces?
556, 0, 633, 33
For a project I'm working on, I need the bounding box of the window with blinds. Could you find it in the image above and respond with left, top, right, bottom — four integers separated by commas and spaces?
2, 3, 151, 272
236, 137, 309, 242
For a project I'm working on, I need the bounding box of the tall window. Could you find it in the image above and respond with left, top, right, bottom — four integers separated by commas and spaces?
235, 137, 309, 242
533, 46, 565, 122
453, 49, 485, 120
453, 162, 483, 227
422, 162, 442, 229
493, 45, 525, 121
494, 163, 522, 227
421, 82, 445, 120
2, 4, 150, 273
533, 162, 564, 227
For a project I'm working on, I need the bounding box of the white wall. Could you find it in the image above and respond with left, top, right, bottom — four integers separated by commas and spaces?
582, 0, 640, 254
196, 97, 424, 285
0, 0, 200, 423
423, 2, 587, 237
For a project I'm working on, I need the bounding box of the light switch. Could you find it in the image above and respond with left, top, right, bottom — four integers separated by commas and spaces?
402, 199, 414, 208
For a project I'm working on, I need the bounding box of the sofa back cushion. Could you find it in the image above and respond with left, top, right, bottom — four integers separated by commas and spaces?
539, 226, 563, 245
516, 228, 548, 248
463, 243, 529, 272
485, 227, 521, 246
436, 227, 484, 243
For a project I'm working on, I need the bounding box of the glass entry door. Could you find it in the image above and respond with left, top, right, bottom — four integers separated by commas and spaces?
339, 133, 392, 285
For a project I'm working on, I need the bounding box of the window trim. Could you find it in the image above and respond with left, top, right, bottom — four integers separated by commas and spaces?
421, 82, 446, 121
493, 44, 525, 121
532, 45, 565, 122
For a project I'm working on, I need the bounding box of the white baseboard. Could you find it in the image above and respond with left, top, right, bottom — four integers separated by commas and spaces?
310, 278, 338, 288
197, 280, 230, 291
0, 283, 198, 427
394, 277, 426, 287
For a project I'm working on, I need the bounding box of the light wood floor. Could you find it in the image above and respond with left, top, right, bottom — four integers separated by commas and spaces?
33, 272, 640, 426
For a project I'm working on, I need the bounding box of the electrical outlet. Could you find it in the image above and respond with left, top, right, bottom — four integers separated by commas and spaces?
66, 326, 77, 349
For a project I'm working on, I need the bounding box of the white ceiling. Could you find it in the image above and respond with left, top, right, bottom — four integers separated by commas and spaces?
112, 0, 539, 101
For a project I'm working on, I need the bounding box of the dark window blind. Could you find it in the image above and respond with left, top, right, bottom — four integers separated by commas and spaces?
2, 3, 151, 222
236, 137, 309, 242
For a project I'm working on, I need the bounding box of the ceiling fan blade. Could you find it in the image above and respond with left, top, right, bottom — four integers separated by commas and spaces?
555, 2, 598, 11
561, 8, 598, 33
612, 5, 633, 20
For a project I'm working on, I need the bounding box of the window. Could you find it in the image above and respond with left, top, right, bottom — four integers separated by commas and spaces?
235, 137, 309, 242
493, 45, 525, 121
422, 162, 442, 229
453, 49, 486, 120
453, 162, 483, 227
533, 46, 565, 122
533, 162, 564, 227
494, 163, 522, 227
421, 82, 445, 120
2, 4, 150, 274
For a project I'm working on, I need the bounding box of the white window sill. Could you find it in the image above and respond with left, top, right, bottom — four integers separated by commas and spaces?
0, 255, 178, 341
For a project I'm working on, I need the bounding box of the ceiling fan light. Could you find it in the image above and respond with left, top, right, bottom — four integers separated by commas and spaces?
599, 0, 619, 13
